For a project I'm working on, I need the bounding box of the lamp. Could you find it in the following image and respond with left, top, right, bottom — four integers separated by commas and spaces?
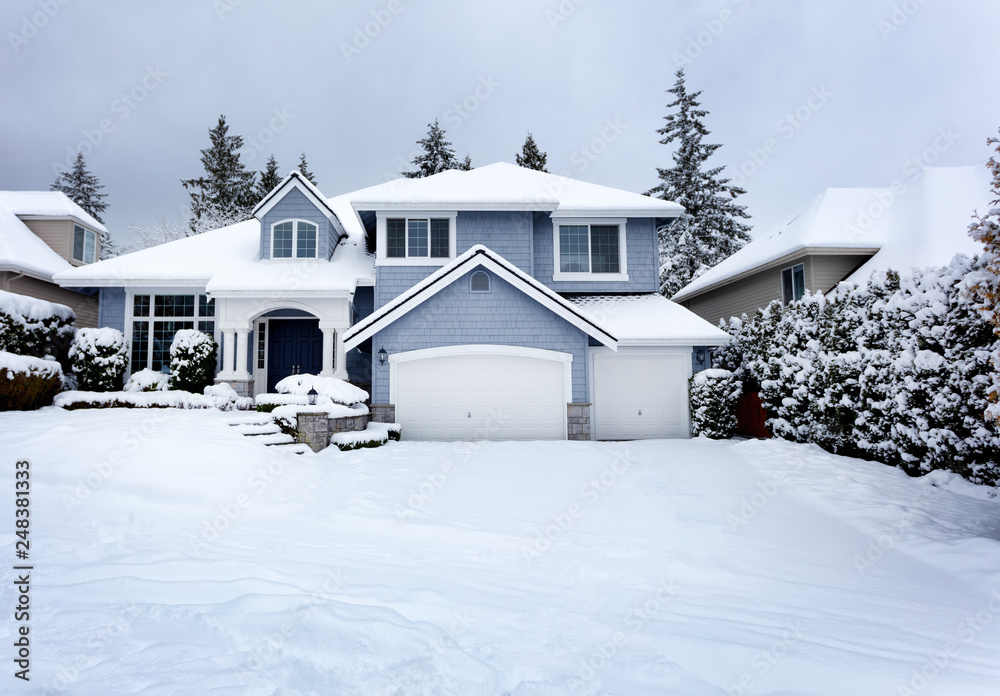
695, 349, 706, 364
378, 347, 387, 365
307, 388, 318, 406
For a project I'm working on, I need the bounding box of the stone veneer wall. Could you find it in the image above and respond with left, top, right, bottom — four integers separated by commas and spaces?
567, 403, 592, 441
296, 411, 370, 452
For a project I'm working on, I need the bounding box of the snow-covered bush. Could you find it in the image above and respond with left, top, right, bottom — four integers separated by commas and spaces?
690, 369, 741, 438
330, 423, 401, 451
275, 373, 369, 406
0, 350, 62, 410
54, 390, 252, 411
717, 256, 1000, 484
169, 329, 217, 393
124, 368, 169, 392
69, 327, 128, 392
0, 289, 75, 361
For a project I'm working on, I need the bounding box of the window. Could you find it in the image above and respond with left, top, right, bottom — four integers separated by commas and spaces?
782, 263, 806, 304
257, 322, 267, 369
73, 225, 97, 264
130, 293, 216, 372
381, 215, 454, 262
470, 270, 491, 293
553, 221, 627, 280
271, 220, 319, 259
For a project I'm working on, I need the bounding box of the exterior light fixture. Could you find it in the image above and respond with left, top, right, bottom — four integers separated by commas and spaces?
695, 349, 706, 364
307, 388, 318, 406
378, 347, 388, 365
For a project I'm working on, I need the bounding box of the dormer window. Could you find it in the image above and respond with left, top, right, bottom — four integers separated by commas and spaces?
73, 225, 97, 264
272, 220, 318, 259
552, 219, 628, 281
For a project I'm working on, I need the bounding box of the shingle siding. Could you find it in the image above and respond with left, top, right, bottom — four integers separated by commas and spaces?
371, 269, 589, 404
456, 211, 532, 272
259, 188, 338, 260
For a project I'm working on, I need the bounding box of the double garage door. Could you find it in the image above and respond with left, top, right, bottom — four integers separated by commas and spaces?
392, 346, 691, 441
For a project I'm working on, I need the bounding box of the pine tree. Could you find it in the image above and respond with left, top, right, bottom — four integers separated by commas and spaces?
966, 129, 1000, 424
180, 115, 257, 232
647, 69, 752, 298
515, 133, 548, 172
298, 152, 317, 185
459, 154, 473, 171
256, 155, 282, 200
402, 120, 461, 178
50, 153, 108, 224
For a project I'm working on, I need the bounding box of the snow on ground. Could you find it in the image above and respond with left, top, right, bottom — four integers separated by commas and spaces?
1, 409, 999, 695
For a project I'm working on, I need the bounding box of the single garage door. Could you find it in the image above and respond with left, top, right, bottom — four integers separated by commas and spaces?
393, 348, 569, 440
593, 351, 689, 440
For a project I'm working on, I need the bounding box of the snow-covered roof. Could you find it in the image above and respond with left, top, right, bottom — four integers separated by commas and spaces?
567, 294, 731, 346
253, 171, 341, 229
672, 165, 992, 301
348, 162, 684, 218
0, 191, 107, 233
0, 194, 77, 281
53, 192, 375, 293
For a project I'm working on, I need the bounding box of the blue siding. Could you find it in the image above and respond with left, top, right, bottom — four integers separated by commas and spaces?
260, 188, 339, 260
374, 266, 437, 309
371, 269, 589, 404
98, 287, 126, 332
532, 214, 658, 293
456, 211, 532, 272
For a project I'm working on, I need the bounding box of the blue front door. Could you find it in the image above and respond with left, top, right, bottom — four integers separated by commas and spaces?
267, 319, 323, 392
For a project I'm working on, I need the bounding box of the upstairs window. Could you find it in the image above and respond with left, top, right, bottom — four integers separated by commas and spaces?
73, 225, 97, 264
386, 218, 450, 259
272, 220, 319, 259
553, 220, 627, 280
782, 263, 806, 304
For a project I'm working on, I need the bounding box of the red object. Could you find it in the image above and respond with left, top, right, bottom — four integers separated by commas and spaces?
736, 392, 771, 439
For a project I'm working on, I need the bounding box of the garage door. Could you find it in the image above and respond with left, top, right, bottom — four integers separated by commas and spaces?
593, 352, 689, 440
393, 347, 569, 440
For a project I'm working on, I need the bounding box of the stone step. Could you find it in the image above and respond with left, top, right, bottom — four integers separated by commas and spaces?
255, 432, 295, 446
267, 442, 312, 455
223, 412, 274, 426
231, 422, 282, 436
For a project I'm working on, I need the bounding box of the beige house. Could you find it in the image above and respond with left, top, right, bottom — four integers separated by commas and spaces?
673, 165, 992, 327
0, 191, 106, 326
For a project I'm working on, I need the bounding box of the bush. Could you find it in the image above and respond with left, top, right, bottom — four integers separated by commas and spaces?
169, 330, 217, 393
0, 351, 62, 410
690, 369, 741, 439
0, 289, 76, 363
125, 368, 169, 392
69, 328, 128, 392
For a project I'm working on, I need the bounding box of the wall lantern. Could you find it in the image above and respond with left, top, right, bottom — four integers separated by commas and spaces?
378, 347, 388, 366
695, 349, 706, 364
307, 388, 318, 406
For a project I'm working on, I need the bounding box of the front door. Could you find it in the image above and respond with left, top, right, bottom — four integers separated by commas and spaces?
267, 319, 324, 393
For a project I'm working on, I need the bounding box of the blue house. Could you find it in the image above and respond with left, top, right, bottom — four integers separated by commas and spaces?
56, 163, 728, 440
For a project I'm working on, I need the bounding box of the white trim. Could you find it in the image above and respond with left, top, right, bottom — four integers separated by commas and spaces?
469, 269, 491, 293
270, 219, 319, 260
125, 290, 217, 377
375, 211, 457, 266
552, 218, 629, 282
253, 173, 335, 221
343, 246, 617, 351
781, 261, 806, 305
389, 344, 574, 429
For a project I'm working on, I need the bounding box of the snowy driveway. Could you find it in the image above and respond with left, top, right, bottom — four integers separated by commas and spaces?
2, 408, 999, 695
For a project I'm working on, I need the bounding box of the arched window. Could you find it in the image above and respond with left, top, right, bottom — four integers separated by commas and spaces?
470, 270, 491, 293
271, 220, 318, 259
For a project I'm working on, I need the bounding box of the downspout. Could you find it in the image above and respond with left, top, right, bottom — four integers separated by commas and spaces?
3, 271, 25, 292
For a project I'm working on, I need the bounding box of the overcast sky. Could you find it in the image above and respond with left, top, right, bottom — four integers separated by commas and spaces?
3, 1, 998, 246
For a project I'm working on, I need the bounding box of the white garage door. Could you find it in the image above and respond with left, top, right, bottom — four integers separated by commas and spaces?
393, 347, 569, 440
593, 351, 690, 440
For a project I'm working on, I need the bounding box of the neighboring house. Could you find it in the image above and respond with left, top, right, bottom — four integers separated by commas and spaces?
672, 165, 993, 327
55, 164, 729, 441
0, 191, 106, 326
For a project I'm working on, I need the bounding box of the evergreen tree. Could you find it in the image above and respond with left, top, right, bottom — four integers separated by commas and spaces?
966, 129, 1000, 424
256, 154, 282, 200
180, 115, 257, 232
50, 153, 108, 224
298, 152, 317, 185
402, 120, 461, 178
98, 234, 121, 260
515, 133, 548, 172
459, 154, 474, 171
647, 69, 752, 298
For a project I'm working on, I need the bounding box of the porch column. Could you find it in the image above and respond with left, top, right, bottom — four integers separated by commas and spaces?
235, 328, 251, 380
220, 329, 236, 376
334, 330, 348, 381
320, 328, 336, 378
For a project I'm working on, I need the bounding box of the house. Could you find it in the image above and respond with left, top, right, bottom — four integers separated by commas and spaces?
0, 190, 107, 326
672, 165, 993, 327
55, 163, 729, 441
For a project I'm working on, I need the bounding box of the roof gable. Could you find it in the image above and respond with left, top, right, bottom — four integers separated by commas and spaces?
343, 245, 618, 351
254, 171, 340, 224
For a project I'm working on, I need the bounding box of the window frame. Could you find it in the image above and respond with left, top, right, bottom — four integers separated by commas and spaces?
376, 212, 457, 266
270, 219, 320, 260
72, 225, 98, 264
470, 270, 491, 293
127, 292, 217, 374
552, 218, 628, 282
781, 262, 806, 305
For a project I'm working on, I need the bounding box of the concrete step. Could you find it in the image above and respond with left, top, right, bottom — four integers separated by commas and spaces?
231, 422, 282, 436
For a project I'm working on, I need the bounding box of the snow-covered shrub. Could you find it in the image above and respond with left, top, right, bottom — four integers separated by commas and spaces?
204, 382, 238, 400
275, 374, 369, 406
331, 424, 390, 451
54, 390, 252, 411
0, 289, 75, 361
0, 350, 62, 410
69, 327, 128, 392
690, 369, 741, 438
124, 368, 169, 392
168, 329, 217, 393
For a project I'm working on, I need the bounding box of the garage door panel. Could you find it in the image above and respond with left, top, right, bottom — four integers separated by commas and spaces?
395, 352, 566, 441
593, 352, 689, 440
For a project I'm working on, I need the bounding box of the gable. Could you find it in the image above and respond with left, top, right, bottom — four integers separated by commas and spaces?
259, 187, 341, 260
